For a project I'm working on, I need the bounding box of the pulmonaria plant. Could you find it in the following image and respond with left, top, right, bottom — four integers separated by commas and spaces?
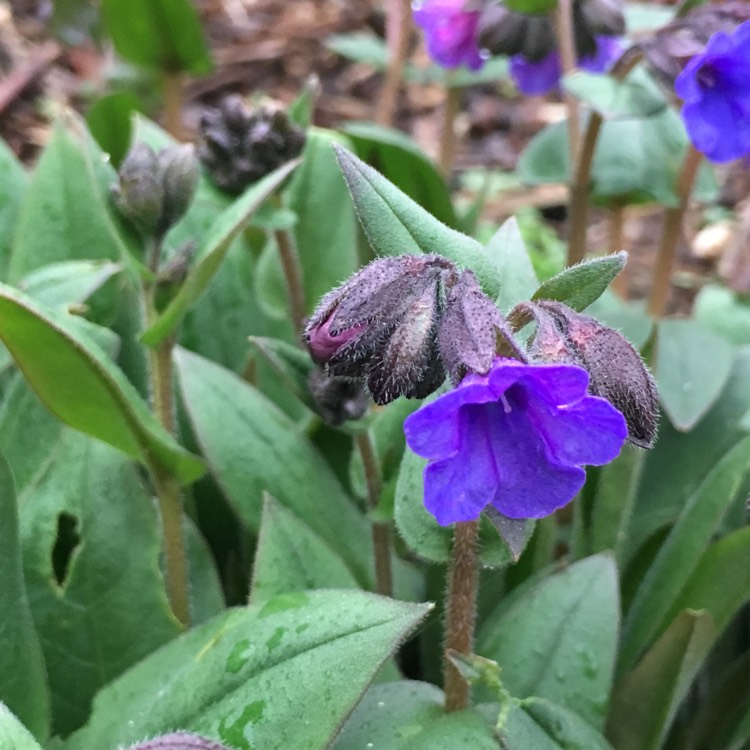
412, 0, 485, 70
674, 19, 750, 162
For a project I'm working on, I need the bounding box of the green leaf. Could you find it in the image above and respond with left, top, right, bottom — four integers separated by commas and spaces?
326, 33, 388, 69
504, 0, 557, 11
141, 158, 299, 346
249, 496, 359, 605
478, 555, 619, 729
63, 591, 431, 750
562, 70, 666, 120
619, 435, 750, 673
13, 415, 182, 735
0, 138, 28, 281
655, 317, 734, 431
0, 457, 49, 742
501, 698, 613, 749
608, 611, 717, 750
624, 347, 750, 565
100, 0, 212, 75
286, 129, 359, 311
485, 217, 539, 313
9, 118, 126, 280
333, 145, 504, 300
531, 252, 626, 312
662, 526, 750, 645
86, 91, 143, 168
174, 347, 373, 584
0, 284, 204, 484
0, 704, 44, 750
394, 448, 526, 568
333, 681, 498, 749
518, 109, 717, 208
18, 259, 121, 309
342, 122, 457, 227
694, 283, 750, 345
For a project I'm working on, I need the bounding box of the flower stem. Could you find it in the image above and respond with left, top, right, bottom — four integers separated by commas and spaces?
647, 145, 703, 318
444, 519, 479, 712
438, 84, 461, 177
555, 0, 580, 170
141, 238, 190, 626
355, 431, 393, 597
377, 0, 412, 126
273, 197, 306, 338
566, 49, 643, 266
162, 71, 184, 141
609, 204, 629, 298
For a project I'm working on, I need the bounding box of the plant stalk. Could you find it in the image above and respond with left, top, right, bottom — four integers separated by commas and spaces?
609, 204, 629, 297
555, 0, 580, 171
162, 71, 184, 141
377, 0, 412, 126
444, 519, 479, 712
355, 431, 393, 597
273, 198, 306, 338
566, 49, 643, 266
438, 84, 461, 177
647, 145, 703, 318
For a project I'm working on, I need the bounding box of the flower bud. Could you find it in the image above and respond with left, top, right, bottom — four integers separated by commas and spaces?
438, 269, 505, 384
308, 367, 369, 425
304, 255, 453, 405
153, 242, 196, 312
477, 6, 556, 62
128, 732, 230, 750
520, 300, 658, 448
113, 142, 164, 238
199, 96, 306, 195
158, 144, 199, 235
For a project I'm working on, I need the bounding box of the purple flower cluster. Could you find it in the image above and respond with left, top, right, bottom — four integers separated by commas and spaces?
412, 0, 485, 71
404, 357, 627, 526
675, 20, 750, 163
510, 35, 622, 95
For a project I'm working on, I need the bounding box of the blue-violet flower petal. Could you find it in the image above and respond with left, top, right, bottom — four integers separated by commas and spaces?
413, 0, 485, 71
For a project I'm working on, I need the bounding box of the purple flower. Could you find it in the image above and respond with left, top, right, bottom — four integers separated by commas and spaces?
510, 35, 622, 95
403, 358, 627, 525
413, 0, 485, 71
675, 20, 750, 163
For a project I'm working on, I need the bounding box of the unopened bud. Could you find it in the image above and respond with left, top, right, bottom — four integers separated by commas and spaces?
158, 144, 199, 235
113, 142, 164, 238
153, 242, 196, 312
521, 300, 659, 448
128, 732, 230, 750
477, 6, 556, 62
308, 368, 369, 425
438, 270, 506, 384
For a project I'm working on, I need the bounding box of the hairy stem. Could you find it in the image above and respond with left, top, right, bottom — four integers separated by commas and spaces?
647, 145, 703, 318
444, 519, 479, 712
162, 71, 184, 141
555, 0, 580, 170
566, 49, 643, 266
142, 238, 190, 626
377, 0, 412, 126
273, 198, 306, 338
438, 84, 461, 177
355, 431, 393, 597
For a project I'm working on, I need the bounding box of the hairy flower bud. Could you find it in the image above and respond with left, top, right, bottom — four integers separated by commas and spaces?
128, 732, 230, 750
308, 368, 369, 425
519, 300, 658, 448
304, 255, 454, 405
438, 269, 506, 384
199, 96, 306, 194
158, 144, 200, 234
113, 142, 164, 238
477, 6, 556, 62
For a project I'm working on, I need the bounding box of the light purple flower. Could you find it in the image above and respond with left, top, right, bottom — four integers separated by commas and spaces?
403, 358, 627, 525
510, 35, 622, 95
675, 20, 750, 163
413, 0, 485, 71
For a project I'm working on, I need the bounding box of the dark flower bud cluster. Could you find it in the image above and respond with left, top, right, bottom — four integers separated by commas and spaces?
199, 95, 306, 195
308, 367, 369, 426
128, 732, 230, 750
113, 143, 199, 240
478, 0, 624, 62
512, 300, 658, 448
304, 255, 511, 406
